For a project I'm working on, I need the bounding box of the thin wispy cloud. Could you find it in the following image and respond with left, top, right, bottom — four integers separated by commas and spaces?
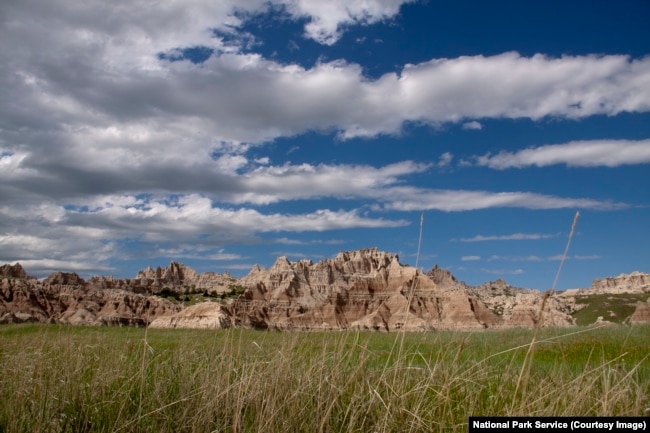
488, 255, 544, 262
547, 254, 602, 261
459, 233, 555, 242
481, 268, 525, 276
474, 139, 650, 169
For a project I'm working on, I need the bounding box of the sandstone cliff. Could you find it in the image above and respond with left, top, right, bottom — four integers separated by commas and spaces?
560, 271, 650, 296
3, 252, 644, 329
589, 271, 650, 294
629, 299, 650, 324
0, 263, 32, 280
149, 302, 231, 329
133, 261, 236, 294
0, 268, 181, 325
230, 248, 574, 331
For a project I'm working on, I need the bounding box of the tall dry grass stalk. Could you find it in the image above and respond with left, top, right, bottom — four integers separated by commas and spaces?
511, 211, 581, 413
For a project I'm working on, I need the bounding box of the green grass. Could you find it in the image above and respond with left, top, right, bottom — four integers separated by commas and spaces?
572, 293, 650, 325
0, 324, 648, 432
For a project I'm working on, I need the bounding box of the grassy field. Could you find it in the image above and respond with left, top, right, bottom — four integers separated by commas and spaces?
572, 293, 650, 326
0, 324, 648, 433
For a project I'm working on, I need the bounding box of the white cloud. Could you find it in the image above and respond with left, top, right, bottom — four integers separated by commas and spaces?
0, 1, 643, 278
2, 3, 650, 211
234, 160, 430, 204
13, 260, 117, 277
274, 237, 344, 245
475, 139, 650, 169
462, 121, 483, 130
459, 233, 554, 242
80, 194, 407, 235
461, 255, 481, 261
488, 255, 544, 262
574, 255, 602, 260
436, 152, 454, 167
481, 268, 525, 276
282, 0, 415, 45
378, 188, 624, 212
0, 193, 408, 275
152, 245, 244, 261
547, 254, 602, 261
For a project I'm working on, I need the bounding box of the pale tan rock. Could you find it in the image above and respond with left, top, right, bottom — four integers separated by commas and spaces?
560, 271, 650, 296
133, 261, 235, 294
629, 299, 650, 324
0, 253, 589, 330
149, 302, 230, 329
591, 271, 650, 294
231, 248, 571, 331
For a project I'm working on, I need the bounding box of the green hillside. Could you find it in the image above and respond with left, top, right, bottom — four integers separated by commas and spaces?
572, 293, 649, 326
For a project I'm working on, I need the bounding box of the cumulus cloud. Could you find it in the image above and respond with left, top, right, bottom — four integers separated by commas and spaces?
234, 160, 430, 204
281, 0, 415, 45
64, 194, 408, 236
475, 139, 650, 169
0, 194, 407, 275
0, 0, 643, 277
2, 1, 650, 213
3, 3, 650, 158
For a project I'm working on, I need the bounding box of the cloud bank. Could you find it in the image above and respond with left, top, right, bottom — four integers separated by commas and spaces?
1, 0, 647, 277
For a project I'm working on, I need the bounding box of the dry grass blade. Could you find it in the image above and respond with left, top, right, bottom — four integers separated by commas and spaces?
511, 211, 580, 412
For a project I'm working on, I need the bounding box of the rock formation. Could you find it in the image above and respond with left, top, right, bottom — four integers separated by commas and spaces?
560, 271, 650, 296
589, 271, 650, 294
230, 248, 574, 331
555, 271, 650, 325
149, 302, 231, 329
133, 261, 236, 294
629, 299, 650, 324
0, 267, 181, 325
2, 252, 645, 329
467, 278, 575, 328
0, 263, 32, 280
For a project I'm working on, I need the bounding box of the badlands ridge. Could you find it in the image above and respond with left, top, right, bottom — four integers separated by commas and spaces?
1, 248, 649, 330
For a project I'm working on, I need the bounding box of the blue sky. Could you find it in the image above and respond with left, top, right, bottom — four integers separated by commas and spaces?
1, 0, 649, 290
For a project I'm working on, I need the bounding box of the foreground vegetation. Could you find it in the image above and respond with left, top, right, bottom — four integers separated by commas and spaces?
0, 324, 648, 433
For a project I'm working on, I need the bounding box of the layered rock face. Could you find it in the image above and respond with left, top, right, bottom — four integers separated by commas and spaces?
230, 248, 574, 331
85, 262, 236, 296
0, 267, 181, 325
589, 272, 650, 294
629, 299, 650, 324
149, 302, 230, 329
561, 271, 650, 296
467, 279, 575, 328
8, 251, 642, 330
